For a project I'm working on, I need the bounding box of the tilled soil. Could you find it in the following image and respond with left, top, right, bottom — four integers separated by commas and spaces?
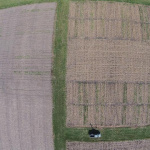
67, 1, 150, 128
67, 81, 150, 127
0, 3, 56, 150
67, 140, 150, 150
67, 39, 150, 83
68, 1, 143, 41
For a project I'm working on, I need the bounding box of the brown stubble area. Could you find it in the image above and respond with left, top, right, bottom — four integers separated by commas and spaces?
147, 85, 150, 124
126, 83, 135, 126
68, 1, 143, 40
67, 1, 150, 128
67, 81, 81, 127
139, 5, 149, 41
67, 39, 150, 83
0, 3, 56, 150
116, 83, 124, 126
67, 140, 150, 150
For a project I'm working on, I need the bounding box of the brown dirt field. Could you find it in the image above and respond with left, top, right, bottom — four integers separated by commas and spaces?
0, 3, 56, 150
67, 1, 150, 128
68, 1, 143, 41
67, 140, 150, 150
126, 83, 135, 125
67, 39, 150, 83
66, 82, 150, 127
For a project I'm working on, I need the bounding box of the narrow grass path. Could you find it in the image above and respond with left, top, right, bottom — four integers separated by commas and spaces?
0, 0, 57, 9
72, 0, 150, 6
65, 126, 150, 142
52, 0, 69, 149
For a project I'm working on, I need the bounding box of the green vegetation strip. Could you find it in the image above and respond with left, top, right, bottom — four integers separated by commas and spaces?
139, 6, 150, 40
72, 0, 150, 6
122, 83, 127, 125
2, 0, 150, 10
66, 126, 150, 142
0, 0, 56, 9
83, 84, 88, 124
52, 1, 69, 150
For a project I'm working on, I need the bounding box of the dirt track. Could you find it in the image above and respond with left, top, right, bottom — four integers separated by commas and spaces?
0, 3, 56, 150
67, 140, 150, 150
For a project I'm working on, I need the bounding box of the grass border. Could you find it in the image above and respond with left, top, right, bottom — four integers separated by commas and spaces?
71, 0, 150, 6
66, 125, 150, 142
52, 0, 69, 149
0, 0, 56, 9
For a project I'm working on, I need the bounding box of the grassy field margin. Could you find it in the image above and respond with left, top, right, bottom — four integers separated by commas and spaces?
52, 0, 69, 149
66, 126, 150, 142
72, 0, 150, 6
0, 0, 56, 9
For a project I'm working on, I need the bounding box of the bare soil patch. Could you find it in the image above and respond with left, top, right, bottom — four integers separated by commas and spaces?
67, 140, 150, 150
67, 39, 150, 83
67, 1, 150, 128
0, 3, 56, 150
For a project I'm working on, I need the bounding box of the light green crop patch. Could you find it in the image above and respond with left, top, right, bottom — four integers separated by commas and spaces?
122, 83, 127, 125
21, 9, 40, 13
0, 28, 1, 36
14, 71, 50, 75
15, 55, 30, 59
31, 8, 40, 12
83, 84, 88, 125
78, 83, 82, 116
0, 0, 56, 9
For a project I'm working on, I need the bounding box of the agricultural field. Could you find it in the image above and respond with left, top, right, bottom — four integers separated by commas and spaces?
1, 0, 150, 149
67, 140, 150, 150
66, 1, 150, 127
0, 3, 56, 150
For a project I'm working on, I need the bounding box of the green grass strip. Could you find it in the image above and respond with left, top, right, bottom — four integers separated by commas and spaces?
147, 85, 150, 124
139, 6, 150, 41
66, 126, 150, 142
139, 6, 145, 40
134, 85, 138, 124
78, 83, 82, 116
72, 0, 150, 6
83, 84, 88, 125
0, 0, 56, 9
121, 9, 126, 38
142, 6, 150, 40
137, 84, 142, 124
122, 83, 127, 125
52, 0, 69, 150
95, 83, 99, 111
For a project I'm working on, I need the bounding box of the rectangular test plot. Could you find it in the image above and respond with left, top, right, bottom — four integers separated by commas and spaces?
67, 1, 150, 128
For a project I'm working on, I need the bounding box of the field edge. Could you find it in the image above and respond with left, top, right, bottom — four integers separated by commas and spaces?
52, 0, 69, 150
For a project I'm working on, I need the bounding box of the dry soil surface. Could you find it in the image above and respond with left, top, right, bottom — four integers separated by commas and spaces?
67, 140, 150, 150
0, 3, 56, 150
66, 1, 150, 128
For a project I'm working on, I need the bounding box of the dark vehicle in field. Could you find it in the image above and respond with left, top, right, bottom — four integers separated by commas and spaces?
88, 124, 101, 138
